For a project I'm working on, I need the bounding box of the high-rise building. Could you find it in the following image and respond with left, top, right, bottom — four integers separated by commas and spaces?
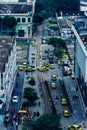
80, 0, 87, 13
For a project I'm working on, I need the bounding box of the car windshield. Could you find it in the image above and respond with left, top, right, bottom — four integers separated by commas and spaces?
13, 97, 17, 100
77, 126, 81, 129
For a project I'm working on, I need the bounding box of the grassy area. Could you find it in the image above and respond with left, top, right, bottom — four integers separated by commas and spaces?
49, 20, 57, 24
17, 42, 29, 46
49, 26, 59, 31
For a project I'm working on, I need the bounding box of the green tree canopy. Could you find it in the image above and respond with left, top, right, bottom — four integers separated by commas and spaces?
24, 87, 38, 102
48, 37, 66, 49
28, 78, 36, 86
27, 113, 62, 130
33, 13, 44, 24
3, 16, 17, 28
54, 48, 63, 59
34, 0, 80, 18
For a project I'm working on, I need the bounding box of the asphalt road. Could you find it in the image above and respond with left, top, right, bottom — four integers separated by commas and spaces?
9, 71, 24, 112
35, 24, 75, 129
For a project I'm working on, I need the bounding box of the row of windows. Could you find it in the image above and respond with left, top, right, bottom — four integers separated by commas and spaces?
17, 18, 30, 23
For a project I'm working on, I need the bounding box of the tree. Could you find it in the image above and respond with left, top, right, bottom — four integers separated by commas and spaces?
3, 16, 17, 28
27, 113, 62, 130
33, 13, 44, 24
54, 48, 63, 59
34, 0, 80, 18
28, 77, 36, 86
35, 2, 44, 13
48, 37, 66, 49
24, 87, 38, 102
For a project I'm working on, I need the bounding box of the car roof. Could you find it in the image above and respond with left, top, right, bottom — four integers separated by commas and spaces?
64, 110, 68, 112
52, 74, 56, 76
51, 83, 55, 85
62, 98, 66, 100
13, 96, 18, 98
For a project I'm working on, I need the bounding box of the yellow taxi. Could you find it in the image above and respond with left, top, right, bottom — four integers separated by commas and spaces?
18, 110, 27, 113
50, 64, 55, 69
31, 41, 36, 46
39, 66, 49, 72
68, 125, 82, 130
51, 75, 56, 81
18, 65, 26, 71
50, 83, 56, 89
44, 62, 49, 67
26, 66, 36, 72
62, 109, 70, 117
62, 54, 66, 59
57, 60, 63, 65
61, 98, 67, 105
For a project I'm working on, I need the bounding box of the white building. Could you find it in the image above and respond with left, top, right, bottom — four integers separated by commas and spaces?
80, 0, 87, 16
0, 38, 16, 124
58, 19, 71, 38
71, 22, 87, 113
0, 0, 36, 38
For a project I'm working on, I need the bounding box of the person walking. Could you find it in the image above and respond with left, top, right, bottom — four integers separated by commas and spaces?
16, 121, 18, 130
39, 101, 40, 107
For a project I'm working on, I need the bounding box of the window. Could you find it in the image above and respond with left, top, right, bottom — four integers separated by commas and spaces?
22, 18, 25, 22
17, 18, 20, 23
28, 18, 30, 22
1, 73, 3, 89
18, 30, 24, 37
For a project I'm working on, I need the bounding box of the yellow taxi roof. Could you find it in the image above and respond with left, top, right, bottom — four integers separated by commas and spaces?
18, 110, 27, 113
64, 110, 68, 112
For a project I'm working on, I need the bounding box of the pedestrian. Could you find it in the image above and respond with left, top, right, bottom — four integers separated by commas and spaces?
39, 101, 40, 107
37, 111, 40, 117
72, 95, 75, 101
15, 121, 18, 130
21, 116, 24, 124
76, 86, 78, 91
4, 118, 8, 128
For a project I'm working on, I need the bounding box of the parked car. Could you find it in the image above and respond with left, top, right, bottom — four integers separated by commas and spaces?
44, 62, 49, 67
26, 66, 36, 72
12, 96, 18, 103
49, 58, 54, 64
39, 66, 49, 72
50, 64, 55, 69
18, 65, 26, 71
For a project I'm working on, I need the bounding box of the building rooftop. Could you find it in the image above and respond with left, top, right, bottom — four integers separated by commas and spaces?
0, 3, 32, 14
0, 38, 14, 72
62, 11, 84, 16
59, 19, 69, 28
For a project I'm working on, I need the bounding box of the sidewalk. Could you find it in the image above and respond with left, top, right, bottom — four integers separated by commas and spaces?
23, 71, 45, 116
63, 76, 84, 123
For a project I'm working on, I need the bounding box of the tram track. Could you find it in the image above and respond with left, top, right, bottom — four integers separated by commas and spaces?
38, 72, 52, 114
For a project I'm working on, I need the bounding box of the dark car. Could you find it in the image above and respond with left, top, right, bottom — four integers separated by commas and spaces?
49, 58, 54, 64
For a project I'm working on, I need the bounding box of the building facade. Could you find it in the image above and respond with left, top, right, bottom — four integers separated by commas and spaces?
71, 22, 87, 113
80, 0, 87, 16
0, 38, 16, 124
0, 0, 36, 38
